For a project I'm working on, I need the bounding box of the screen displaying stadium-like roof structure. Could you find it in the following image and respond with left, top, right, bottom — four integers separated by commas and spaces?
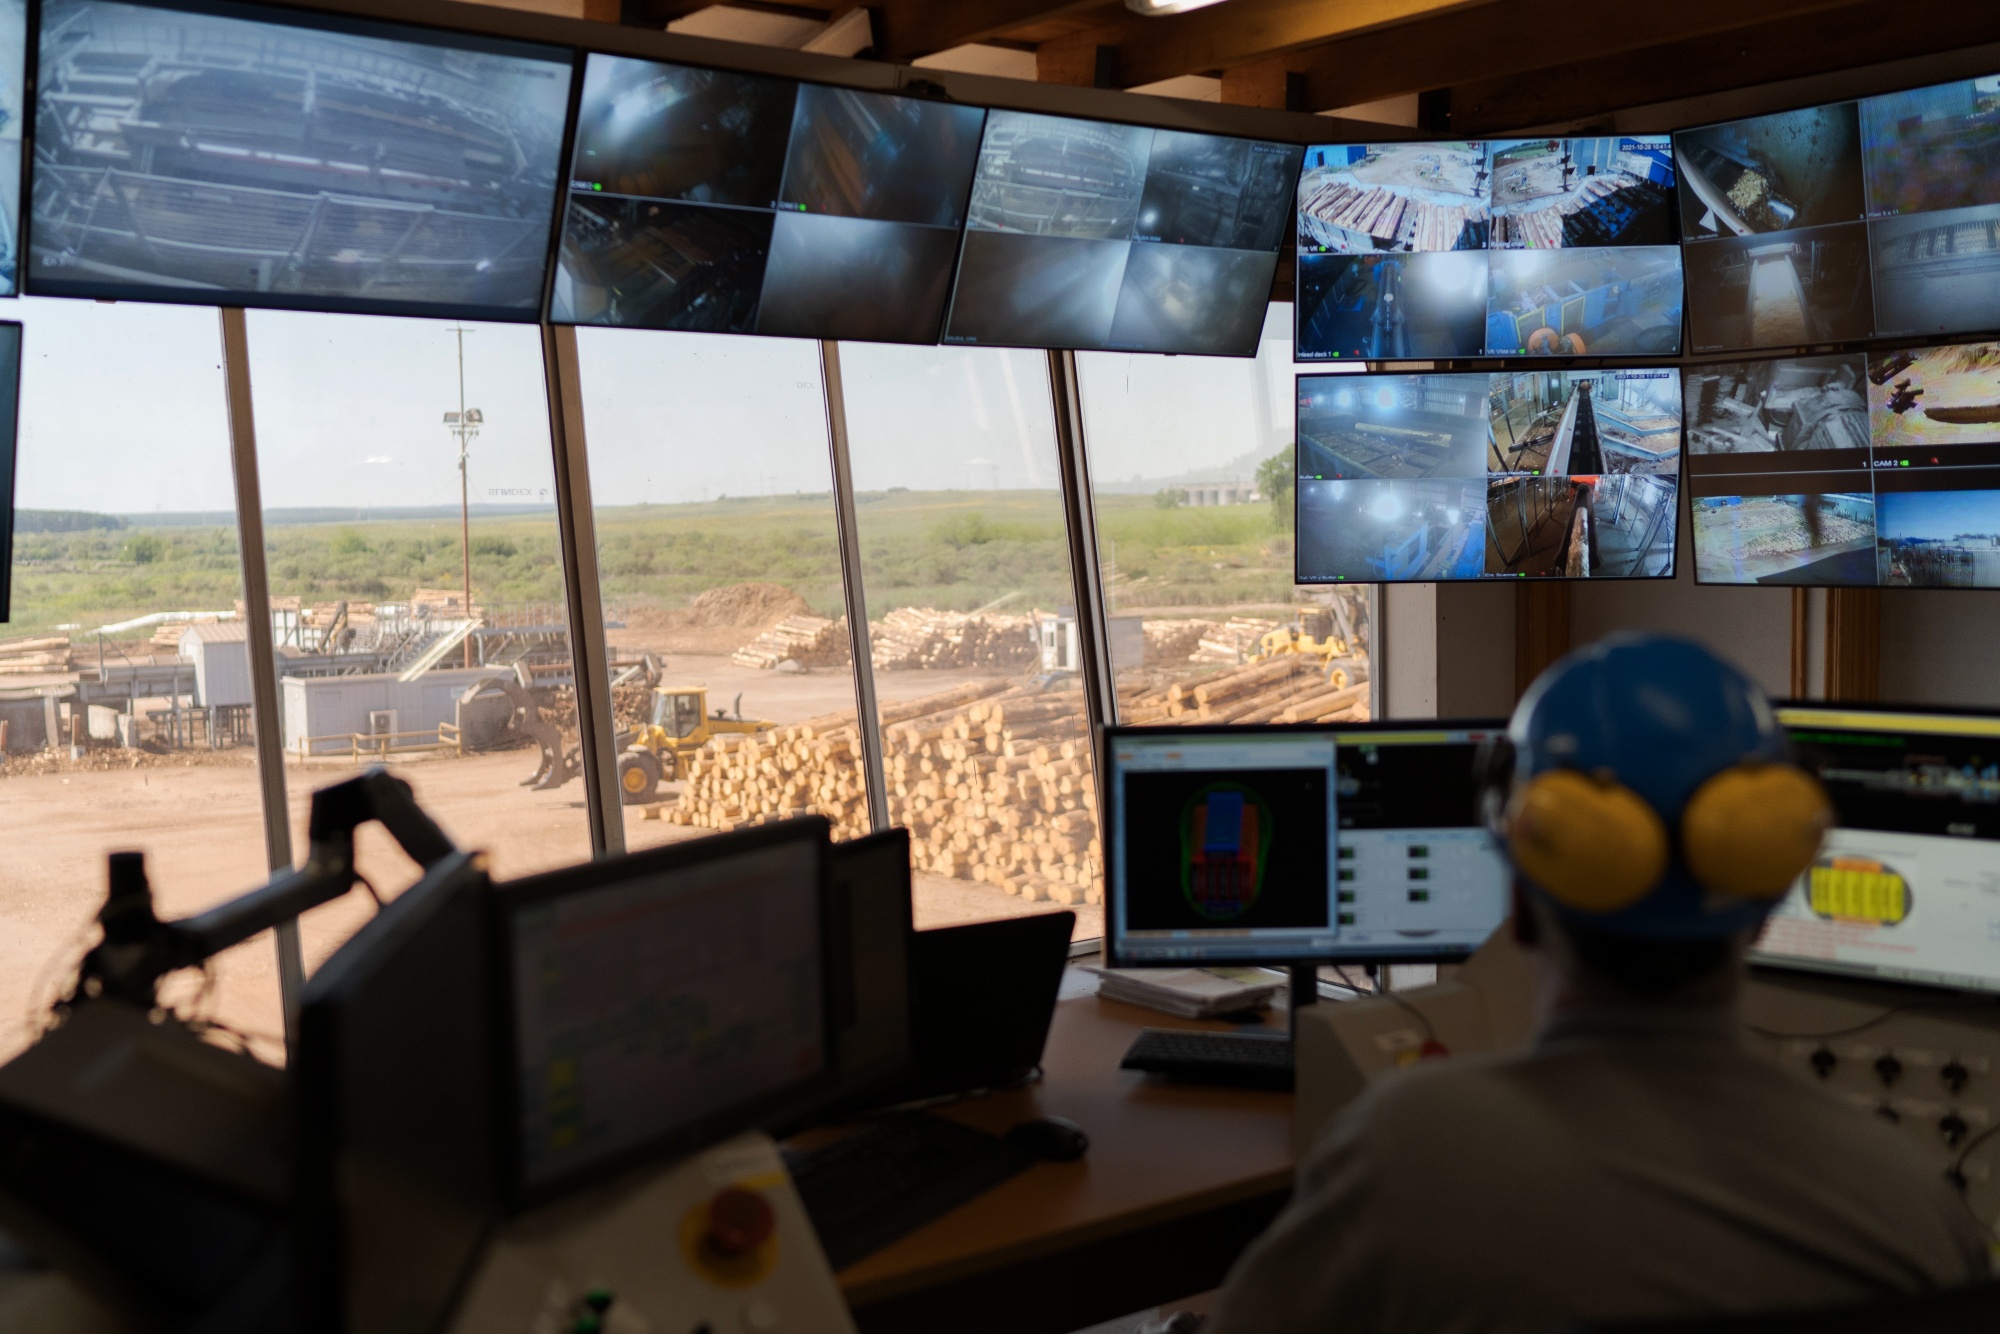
29, 0, 573, 318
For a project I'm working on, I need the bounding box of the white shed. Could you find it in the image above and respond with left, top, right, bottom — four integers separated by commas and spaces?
178, 622, 254, 708
281, 668, 496, 756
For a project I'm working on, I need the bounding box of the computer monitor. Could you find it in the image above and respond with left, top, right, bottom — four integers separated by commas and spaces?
0, 321, 20, 623
825, 828, 914, 1106
496, 817, 834, 1204
550, 54, 986, 343
295, 851, 497, 1334
28, 0, 575, 321
1295, 367, 1683, 584
942, 110, 1301, 355
1104, 721, 1510, 967
0, 0, 23, 297
1758, 704, 2000, 994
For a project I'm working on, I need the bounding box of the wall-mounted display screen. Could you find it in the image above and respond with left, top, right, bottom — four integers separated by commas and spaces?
943, 111, 1302, 356
0, 321, 17, 623
0, 0, 22, 296
1295, 138, 1682, 361
1688, 339, 2000, 587
551, 55, 986, 343
1677, 73, 2000, 353
1296, 366, 1681, 582
28, 0, 574, 320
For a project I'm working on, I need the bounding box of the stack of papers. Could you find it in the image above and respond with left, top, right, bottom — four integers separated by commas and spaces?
1085, 966, 1287, 1019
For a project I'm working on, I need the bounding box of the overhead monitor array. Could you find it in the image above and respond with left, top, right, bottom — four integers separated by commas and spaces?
1295, 367, 1682, 583
1294, 137, 1684, 362
1676, 73, 2000, 354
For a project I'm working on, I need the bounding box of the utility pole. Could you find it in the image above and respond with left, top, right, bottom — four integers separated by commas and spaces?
444, 327, 483, 668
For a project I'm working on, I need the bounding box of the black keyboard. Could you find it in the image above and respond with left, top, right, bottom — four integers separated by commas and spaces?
784, 1113, 1037, 1270
1120, 1028, 1294, 1090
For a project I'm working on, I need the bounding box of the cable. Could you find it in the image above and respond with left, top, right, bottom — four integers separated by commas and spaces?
1946, 1120, 2000, 1239
1334, 964, 1440, 1044
1744, 996, 2000, 1043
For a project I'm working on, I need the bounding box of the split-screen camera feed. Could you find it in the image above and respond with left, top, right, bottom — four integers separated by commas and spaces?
0, 0, 21, 296
29, 0, 573, 318
1687, 340, 2000, 587
1676, 73, 2000, 352
553, 56, 986, 344
944, 112, 1301, 356
1294, 139, 1683, 360
1295, 369, 1681, 583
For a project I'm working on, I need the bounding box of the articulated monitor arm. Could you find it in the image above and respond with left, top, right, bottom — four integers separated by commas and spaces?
72, 768, 458, 1009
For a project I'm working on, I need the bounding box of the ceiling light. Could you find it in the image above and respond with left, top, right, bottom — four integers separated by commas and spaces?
1125, 0, 1229, 15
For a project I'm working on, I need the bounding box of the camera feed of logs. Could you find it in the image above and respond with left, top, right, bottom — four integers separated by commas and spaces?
943, 112, 1302, 356
552, 54, 986, 343
1688, 340, 2000, 588
1294, 138, 1682, 359
29, 0, 574, 319
1295, 368, 1681, 583
1676, 73, 2000, 352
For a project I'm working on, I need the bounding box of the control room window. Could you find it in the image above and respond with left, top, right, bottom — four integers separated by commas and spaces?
1076, 304, 1373, 726
243, 310, 591, 981
0, 299, 282, 1062
572, 328, 864, 851
837, 342, 1101, 938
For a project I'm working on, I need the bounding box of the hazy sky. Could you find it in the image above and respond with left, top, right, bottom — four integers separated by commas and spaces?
10, 296, 1309, 515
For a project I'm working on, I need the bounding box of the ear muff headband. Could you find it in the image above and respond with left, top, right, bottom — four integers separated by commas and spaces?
1502, 762, 1832, 915
1682, 764, 1833, 900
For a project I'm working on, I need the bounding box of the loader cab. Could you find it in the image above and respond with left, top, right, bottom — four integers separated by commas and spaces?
650, 689, 705, 739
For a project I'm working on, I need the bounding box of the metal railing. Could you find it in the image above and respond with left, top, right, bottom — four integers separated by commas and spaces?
293, 724, 463, 764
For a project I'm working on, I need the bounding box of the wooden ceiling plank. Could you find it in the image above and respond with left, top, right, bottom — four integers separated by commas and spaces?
870, 0, 1114, 59
1451, 2, 2000, 134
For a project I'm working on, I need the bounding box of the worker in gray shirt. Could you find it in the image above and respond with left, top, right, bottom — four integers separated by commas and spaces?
1209, 634, 1990, 1334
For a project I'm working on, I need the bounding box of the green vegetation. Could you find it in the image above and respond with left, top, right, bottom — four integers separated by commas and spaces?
15, 509, 127, 533
4, 489, 1300, 639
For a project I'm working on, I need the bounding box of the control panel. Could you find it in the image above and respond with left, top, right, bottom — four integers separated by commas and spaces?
448, 1133, 857, 1334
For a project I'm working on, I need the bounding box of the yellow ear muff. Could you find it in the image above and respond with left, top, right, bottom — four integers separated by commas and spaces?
1682, 764, 1831, 900
1505, 769, 1670, 914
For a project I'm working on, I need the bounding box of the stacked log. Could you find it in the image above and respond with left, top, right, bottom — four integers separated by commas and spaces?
1191, 617, 1281, 664
870, 608, 1038, 671
1142, 619, 1216, 666
0, 634, 73, 676
1118, 656, 1371, 725
731, 615, 851, 670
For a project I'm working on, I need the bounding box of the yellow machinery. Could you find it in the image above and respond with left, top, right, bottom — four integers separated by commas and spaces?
1253, 607, 1351, 664
616, 685, 773, 805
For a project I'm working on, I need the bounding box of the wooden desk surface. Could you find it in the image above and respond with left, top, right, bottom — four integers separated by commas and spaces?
833, 992, 1296, 1328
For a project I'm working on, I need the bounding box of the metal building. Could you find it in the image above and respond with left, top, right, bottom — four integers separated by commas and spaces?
178, 623, 256, 709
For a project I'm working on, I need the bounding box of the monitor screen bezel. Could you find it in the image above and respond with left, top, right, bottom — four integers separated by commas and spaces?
490, 814, 836, 1210
1292, 366, 1686, 586
1101, 718, 1509, 969
0, 321, 19, 623
543, 51, 989, 345
941, 109, 1304, 358
1758, 699, 2000, 995
24, 0, 582, 323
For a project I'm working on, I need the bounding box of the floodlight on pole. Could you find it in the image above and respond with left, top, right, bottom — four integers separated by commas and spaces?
446, 328, 481, 668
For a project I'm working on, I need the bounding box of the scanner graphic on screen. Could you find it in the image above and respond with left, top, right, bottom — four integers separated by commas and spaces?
1808, 854, 1911, 926
1179, 783, 1274, 919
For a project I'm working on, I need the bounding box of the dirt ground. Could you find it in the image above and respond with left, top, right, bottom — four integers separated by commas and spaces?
0, 651, 1099, 1066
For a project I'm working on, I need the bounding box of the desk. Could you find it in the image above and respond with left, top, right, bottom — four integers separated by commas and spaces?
834, 993, 1296, 1334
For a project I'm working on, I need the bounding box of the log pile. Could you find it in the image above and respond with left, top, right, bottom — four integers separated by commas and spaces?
1191, 617, 1281, 664
1142, 619, 1216, 666
0, 634, 74, 676
730, 615, 851, 670
869, 608, 1038, 672
1119, 656, 1371, 725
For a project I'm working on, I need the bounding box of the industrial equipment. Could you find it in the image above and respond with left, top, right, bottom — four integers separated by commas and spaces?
615, 685, 775, 805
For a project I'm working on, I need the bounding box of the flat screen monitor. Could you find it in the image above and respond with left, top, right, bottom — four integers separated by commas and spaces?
1295, 137, 1682, 361
295, 852, 496, 1334
0, 321, 16, 621
550, 54, 986, 344
0, 0, 23, 296
497, 817, 832, 1203
28, 0, 575, 321
1685, 339, 2000, 588
1103, 722, 1509, 966
1296, 366, 1682, 583
943, 110, 1301, 355
1757, 704, 2000, 994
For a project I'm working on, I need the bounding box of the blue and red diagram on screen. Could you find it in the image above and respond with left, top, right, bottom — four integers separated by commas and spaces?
1181, 784, 1273, 920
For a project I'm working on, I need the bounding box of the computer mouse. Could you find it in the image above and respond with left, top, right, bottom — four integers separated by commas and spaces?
1005, 1115, 1089, 1162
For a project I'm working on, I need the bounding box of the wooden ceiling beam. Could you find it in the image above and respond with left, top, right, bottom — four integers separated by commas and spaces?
1451, 2, 2000, 134
869, 0, 1113, 60
1205, 0, 1878, 117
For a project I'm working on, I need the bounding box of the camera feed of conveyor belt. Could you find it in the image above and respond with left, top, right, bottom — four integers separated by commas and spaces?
28, 0, 574, 317
944, 111, 1300, 356
1294, 138, 1685, 360
552, 55, 986, 343
1687, 339, 2000, 587
1295, 368, 1682, 583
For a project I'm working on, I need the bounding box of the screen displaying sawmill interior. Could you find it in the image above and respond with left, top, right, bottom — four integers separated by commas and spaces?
28, 0, 574, 317
1297, 374, 1489, 481
1295, 250, 1488, 361
1485, 473, 1678, 578
1489, 370, 1682, 477
1296, 477, 1489, 582
1486, 246, 1684, 356
1487, 137, 1677, 249
1296, 141, 1489, 254
1683, 222, 1875, 352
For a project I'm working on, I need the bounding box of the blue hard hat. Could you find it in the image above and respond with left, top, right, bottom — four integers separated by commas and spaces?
1505, 632, 1793, 939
